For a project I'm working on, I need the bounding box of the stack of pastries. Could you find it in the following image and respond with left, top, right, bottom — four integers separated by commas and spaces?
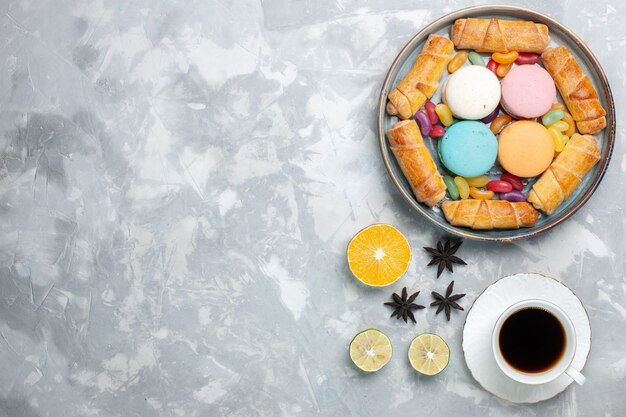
386, 17, 606, 230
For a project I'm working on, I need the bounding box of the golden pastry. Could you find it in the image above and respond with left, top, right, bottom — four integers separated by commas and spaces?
541, 46, 607, 134
441, 200, 539, 230
451, 17, 550, 53
528, 133, 601, 215
387, 120, 446, 207
387, 34, 454, 120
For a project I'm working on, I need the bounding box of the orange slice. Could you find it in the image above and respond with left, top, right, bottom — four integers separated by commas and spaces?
347, 224, 411, 286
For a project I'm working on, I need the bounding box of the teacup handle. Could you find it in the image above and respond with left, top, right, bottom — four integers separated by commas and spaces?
565, 366, 586, 385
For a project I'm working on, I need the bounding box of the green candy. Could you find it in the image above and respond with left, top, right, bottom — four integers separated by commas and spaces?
468, 51, 485, 66
443, 175, 460, 200
541, 110, 564, 126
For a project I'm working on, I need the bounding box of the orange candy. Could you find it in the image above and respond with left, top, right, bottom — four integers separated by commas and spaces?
490, 114, 512, 135
448, 51, 468, 73
469, 187, 495, 200
496, 63, 513, 78
492, 51, 519, 65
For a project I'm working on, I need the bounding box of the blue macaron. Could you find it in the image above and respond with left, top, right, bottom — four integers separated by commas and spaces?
438, 121, 498, 177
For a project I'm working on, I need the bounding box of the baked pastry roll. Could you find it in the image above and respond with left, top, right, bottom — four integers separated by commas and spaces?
528, 133, 601, 215
541, 46, 607, 134
441, 200, 539, 230
387, 34, 454, 120
451, 18, 550, 53
387, 120, 446, 207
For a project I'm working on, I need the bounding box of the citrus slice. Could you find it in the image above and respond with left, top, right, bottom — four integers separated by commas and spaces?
408, 333, 450, 376
349, 329, 393, 372
347, 224, 411, 286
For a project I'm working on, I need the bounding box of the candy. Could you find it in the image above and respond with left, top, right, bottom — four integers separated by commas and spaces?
548, 126, 566, 152
486, 59, 498, 75
454, 176, 470, 200
563, 112, 576, 136
469, 187, 494, 200
492, 51, 519, 65
496, 62, 512, 78
514, 53, 539, 65
490, 114, 512, 135
435, 104, 454, 127
414, 110, 431, 136
443, 175, 459, 200
542, 110, 564, 126
481, 106, 500, 124
468, 51, 485, 66
499, 190, 527, 202
425, 101, 439, 125
465, 175, 489, 187
500, 172, 523, 191
430, 125, 445, 139
550, 120, 569, 132
487, 180, 513, 193
448, 51, 468, 73
549, 103, 565, 111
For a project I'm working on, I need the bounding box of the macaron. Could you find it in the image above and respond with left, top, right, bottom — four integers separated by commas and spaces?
442, 66, 501, 120
498, 121, 555, 177
438, 121, 498, 177
500, 65, 556, 119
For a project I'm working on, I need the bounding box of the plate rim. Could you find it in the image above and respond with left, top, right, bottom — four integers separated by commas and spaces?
461, 272, 592, 403
376, 4, 616, 242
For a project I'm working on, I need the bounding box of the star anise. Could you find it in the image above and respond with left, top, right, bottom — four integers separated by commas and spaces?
431, 281, 466, 321
384, 287, 425, 323
423, 240, 467, 278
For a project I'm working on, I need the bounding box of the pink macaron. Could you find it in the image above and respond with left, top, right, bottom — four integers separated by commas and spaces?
500, 65, 556, 119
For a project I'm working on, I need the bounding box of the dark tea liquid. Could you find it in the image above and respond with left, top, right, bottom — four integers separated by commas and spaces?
498, 308, 566, 373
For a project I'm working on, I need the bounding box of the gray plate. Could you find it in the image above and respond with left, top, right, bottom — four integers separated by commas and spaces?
377, 4, 615, 242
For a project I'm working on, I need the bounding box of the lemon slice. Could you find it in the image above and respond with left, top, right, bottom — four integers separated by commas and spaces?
349, 329, 393, 372
347, 224, 411, 287
408, 333, 450, 376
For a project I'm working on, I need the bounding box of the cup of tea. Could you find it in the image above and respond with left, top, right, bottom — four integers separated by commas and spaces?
492, 299, 586, 385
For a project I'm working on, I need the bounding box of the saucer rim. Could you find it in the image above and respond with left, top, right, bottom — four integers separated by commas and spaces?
462, 272, 592, 404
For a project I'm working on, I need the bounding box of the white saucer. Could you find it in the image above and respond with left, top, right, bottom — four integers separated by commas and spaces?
462, 273, 591, 403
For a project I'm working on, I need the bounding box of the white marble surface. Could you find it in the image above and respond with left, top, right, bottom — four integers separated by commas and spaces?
0, 0, 624, 416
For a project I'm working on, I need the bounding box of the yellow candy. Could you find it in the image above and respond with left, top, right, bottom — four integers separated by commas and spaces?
496, 62, 513, 78
549, 126, 566, 153
563, 112, 576, 136
550, 121, 569, 132
550, 103, 565, 111
448, 51, 468, 73
492, 51, 519, 65
435, 104, 454, 126
469, 187, 495, 200
465, 175, 489, 187
454, 176, 470, 200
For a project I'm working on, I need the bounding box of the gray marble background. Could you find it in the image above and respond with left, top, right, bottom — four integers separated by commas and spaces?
0, 0, 624, 416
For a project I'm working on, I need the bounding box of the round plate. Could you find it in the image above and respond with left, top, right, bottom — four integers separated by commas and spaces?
462, 273, 591, 403
377, 5, 615, 242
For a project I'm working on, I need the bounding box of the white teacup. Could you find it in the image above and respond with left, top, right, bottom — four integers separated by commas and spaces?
492, 299, 586, 385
